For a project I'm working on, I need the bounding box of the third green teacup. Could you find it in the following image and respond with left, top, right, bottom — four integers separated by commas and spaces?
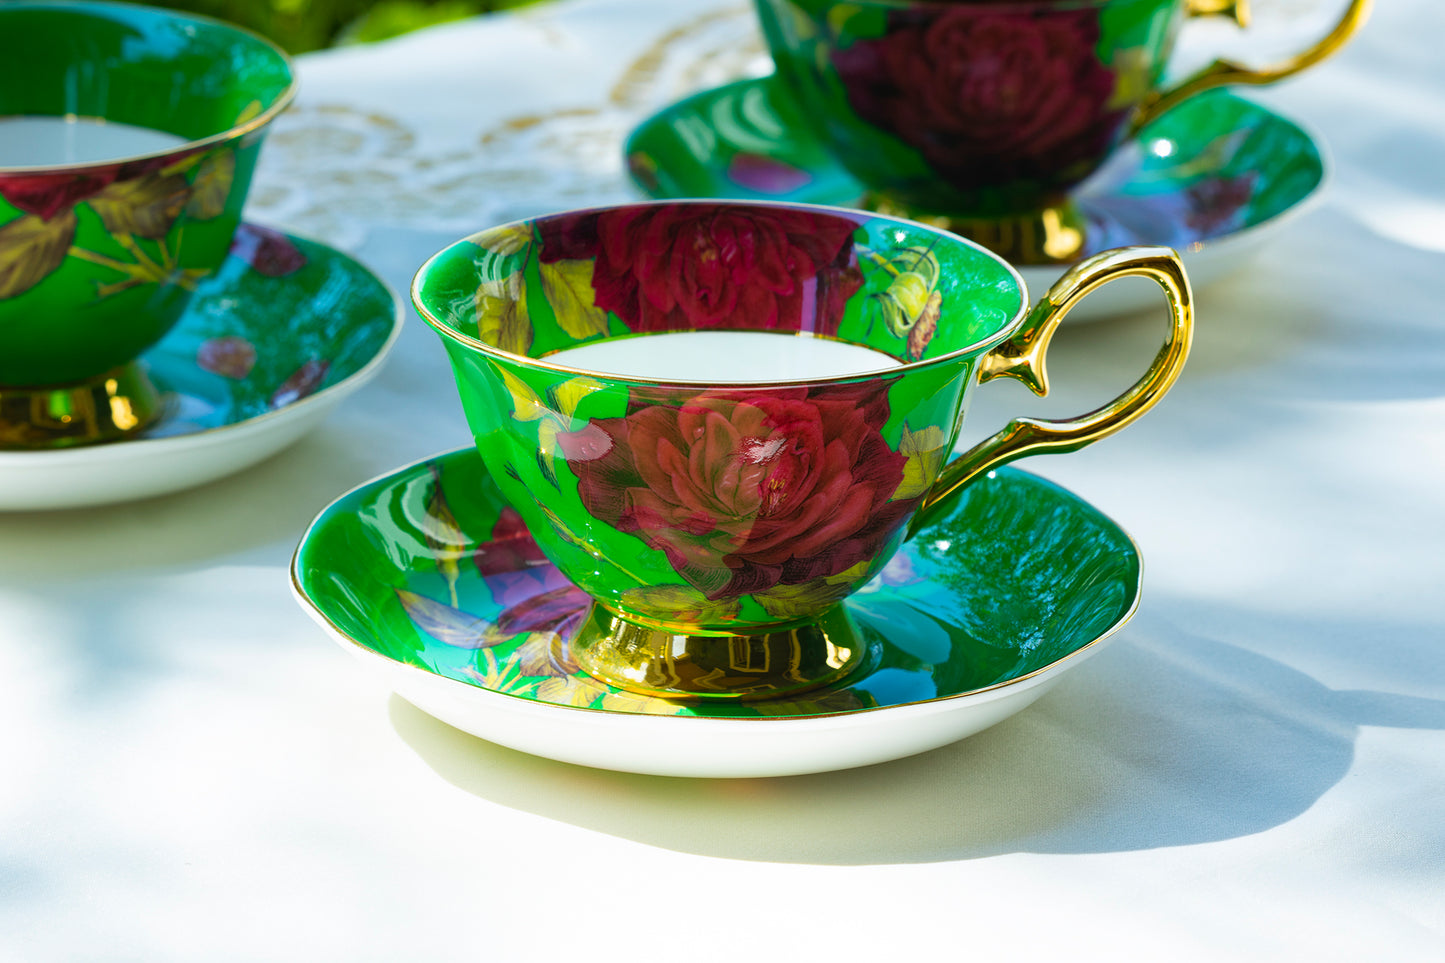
755, 0, 1369, 262
413, 200, 1192, 700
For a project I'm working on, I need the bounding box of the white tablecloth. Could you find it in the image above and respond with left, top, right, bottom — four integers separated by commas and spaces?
3, 1, 1441, 959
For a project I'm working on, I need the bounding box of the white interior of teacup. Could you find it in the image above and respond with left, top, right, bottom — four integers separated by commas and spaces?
0, 118, 190, 168
547, 330, 905, 382
0, 1, 296, 173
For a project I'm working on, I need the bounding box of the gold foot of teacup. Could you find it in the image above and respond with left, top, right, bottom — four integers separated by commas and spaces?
0, 362, 166, 450
572, 602, 867, 701
865, 194, 1087, 265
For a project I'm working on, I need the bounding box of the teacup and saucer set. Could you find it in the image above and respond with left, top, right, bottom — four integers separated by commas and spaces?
0, 2, 403, 510
289, 1, 1370, 777
625, 0, 1368, 317
294, 199, 1192, 777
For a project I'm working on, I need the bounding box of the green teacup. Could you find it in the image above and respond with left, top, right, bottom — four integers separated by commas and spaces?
755, 0, 1369, 263
0, 1, 295, 448
414, 200, 1192, 701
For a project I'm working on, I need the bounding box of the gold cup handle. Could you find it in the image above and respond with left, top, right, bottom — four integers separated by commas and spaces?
1132, 0, 1372, 132
910, 247, 1193, 533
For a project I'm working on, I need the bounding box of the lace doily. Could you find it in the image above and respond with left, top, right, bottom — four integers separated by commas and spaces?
247, 2, 764, 249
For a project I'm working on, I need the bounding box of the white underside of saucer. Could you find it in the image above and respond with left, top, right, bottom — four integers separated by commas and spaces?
0, 226, 403, 512
303, 603, 1125, 779
0, 384, 370, 511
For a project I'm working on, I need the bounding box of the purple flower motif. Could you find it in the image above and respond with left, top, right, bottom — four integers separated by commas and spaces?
726, 153, 814, 194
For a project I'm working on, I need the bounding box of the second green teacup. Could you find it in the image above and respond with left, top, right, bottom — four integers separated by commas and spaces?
0, 1, 295, 448
414, 200, 1192, 700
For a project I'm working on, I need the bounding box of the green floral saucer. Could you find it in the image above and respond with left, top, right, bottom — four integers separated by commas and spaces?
292, 447, 1142, 777
626, 82, 1325, 317
0, 224, 402, 510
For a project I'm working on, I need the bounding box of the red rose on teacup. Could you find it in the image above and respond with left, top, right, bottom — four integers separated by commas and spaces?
0, 171, 122, 221
537, 203, 864, 335
557, 378, 914, 601
834, 8, 1120, 191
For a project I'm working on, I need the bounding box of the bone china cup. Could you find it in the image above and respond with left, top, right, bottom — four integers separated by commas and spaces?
754, 0, 1369, 262
0, 1, 296, 448
413, 201, 1192, 701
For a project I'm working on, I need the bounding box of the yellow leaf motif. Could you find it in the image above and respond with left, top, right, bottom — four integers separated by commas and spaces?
476, 271, 532, 356
422, 464, 468, 606
598, 689, 685, 716
89, 172, 191, 239
752, 575, 858, 620
537, 418, 561, 487
748, 687, 869, 717
0, 211, 76, 299
621, 584, 741, 626
498, 367, 548, 422
822, 4, 853, 37
473, 223, 533, 257
549, 377, 606, 420
893, 424, 947, 501
539, 258, 609, 340
513, 630, 579, 677
535, 676, 607, 708
1107, 48, 1153, 111
160, 153, 205, 177
234, 100, 263, 125
827, 559, 874, 584
185, 151, 236, 220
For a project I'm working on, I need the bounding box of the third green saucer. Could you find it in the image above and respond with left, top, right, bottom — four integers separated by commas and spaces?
627, 81, 1325, 319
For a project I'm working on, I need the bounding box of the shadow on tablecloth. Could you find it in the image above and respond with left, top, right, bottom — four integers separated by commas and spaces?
388, 606, 1445, 865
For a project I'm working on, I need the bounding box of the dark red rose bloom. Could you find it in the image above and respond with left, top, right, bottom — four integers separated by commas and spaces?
834, 8, 1121, 193
268, 359, 329, 409
537, 204, 865, 336
230, 223, 307, 277
0, 171, 120, 220
557, 378, 914, 600
0, 154, 175, 221
1183, 173, 1257, 235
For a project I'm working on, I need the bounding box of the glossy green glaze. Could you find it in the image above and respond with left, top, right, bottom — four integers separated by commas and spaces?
139, 223, 397, 434
414, 202, 1026, 635
0, 1, 295, 386
755, 0, 1185, 218
293, 448, 1140, 719
416, 204, 1020, 363
627, 84, 1323, 257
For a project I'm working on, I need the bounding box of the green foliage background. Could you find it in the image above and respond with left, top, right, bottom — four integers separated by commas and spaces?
146, 0, 549, 54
